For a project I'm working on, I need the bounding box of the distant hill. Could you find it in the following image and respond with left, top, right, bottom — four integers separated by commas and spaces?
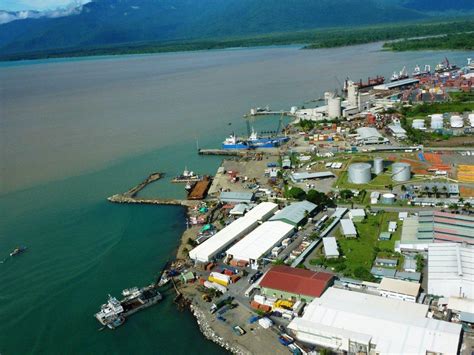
0, 0, 471, 58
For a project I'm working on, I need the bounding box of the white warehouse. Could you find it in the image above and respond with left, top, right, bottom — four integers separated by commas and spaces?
226, 221, 294, 269
188, 202, 278, 263
428, 243, 474, 299
288, 287, 461, 355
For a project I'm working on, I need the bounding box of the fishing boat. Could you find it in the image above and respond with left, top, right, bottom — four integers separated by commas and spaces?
185, 182, 193, 191
10, 246, 27, 257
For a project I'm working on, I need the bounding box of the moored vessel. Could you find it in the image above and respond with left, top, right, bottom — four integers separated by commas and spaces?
10, 246, 27, 257
94, 285, 162, 329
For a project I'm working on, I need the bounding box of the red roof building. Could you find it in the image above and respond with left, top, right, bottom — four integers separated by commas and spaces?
259, 266, 334, 301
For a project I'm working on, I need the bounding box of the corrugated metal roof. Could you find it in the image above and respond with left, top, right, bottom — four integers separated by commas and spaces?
219, 191, 254, 202
290, 171, 335, 181
259, 265, 334, 298
288, 287, 461, 355
323, 237, 339, 257
270, 201, 317, 225
340, 219, 357, 235
226, 221, 294, 262
379, 277, 420, 297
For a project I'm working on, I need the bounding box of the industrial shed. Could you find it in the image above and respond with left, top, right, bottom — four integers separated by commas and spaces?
288, 287, 461, 355
226, 221, 294, 269
259, 266, 334, 301
219, 191, 254, 204
355, 127, 389, 145
189, 202, 277, 263
378, 277, 420, 303
428, 243, 474, 299
340, 219, 357, 238
323, 237, 339, 259
270, 200, 317, 227
290, 171, 335, 183
348, 209, 365, 222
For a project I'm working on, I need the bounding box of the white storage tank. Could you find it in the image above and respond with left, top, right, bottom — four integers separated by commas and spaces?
327, 96, 342, 119
290, 106, 298, 114
373, 157, 384, 175
381, 193, 396, 204
450, 115, 464, 128
412, 119, 425, 129
430, 114, 444, 129
348, 163, 372, 184
392, 162, 411, 182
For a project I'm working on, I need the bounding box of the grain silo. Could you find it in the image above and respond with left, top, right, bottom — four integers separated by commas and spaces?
392, 162, 411, 182
373, 157, 384, 175
348, 163, 372, 184
327, 96, 342, 119
381, 193, 396, 204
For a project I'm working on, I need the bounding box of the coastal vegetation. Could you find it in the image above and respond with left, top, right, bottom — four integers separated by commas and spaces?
1, 18, 474, 61
383, 33, 474, 51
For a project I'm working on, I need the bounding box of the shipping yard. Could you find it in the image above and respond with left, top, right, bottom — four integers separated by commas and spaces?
106, 56, 474, 355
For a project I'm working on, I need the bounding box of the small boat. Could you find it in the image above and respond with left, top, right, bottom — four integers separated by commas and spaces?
10, 246, 27, 257
185, 182, 192, 191
107, 315, 125, 329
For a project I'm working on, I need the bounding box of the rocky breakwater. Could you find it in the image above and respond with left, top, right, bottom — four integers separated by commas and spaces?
189, 304, 250, 355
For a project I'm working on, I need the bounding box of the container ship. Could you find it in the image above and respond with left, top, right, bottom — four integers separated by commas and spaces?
222, 129, 289, 150
94, 284, 162, 329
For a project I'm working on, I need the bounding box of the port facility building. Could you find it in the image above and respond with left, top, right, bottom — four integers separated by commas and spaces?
428, 242, 474, 299
373, 78, 420, 91
377, 277, 420, 303
397, 211, 474, 252
219, 191, 254, 204
288, 287, 461, 355
259, 265, 334, 302
290, 171, 335, 183
226, 221, 294, 269
355, 127, 389, 145
269, 200, 317, 227
189, 202, 278, 263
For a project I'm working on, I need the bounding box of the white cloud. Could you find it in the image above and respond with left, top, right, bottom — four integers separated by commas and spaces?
1, 0, 91, 11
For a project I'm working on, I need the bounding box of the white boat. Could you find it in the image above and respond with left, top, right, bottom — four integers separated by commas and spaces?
95, 295, 124, 326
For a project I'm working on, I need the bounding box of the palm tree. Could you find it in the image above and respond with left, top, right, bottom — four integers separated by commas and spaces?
432, 186, 439, 198
424, 186, 430, 196
442, 185, 448, 196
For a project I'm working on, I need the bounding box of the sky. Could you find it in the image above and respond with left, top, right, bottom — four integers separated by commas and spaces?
1, 0, 91, 11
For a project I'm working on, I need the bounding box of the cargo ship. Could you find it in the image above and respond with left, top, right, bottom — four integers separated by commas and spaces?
94, 284, 162, 329
435, 57, 458, 73
10, 246, 27, 257
222, 129, 289, 150
412, 64, 431, 77
347, 76, 385, 90
390, 66, 409, 82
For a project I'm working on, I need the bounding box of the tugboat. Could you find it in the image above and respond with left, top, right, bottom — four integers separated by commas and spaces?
390, 66, 409, 82
95, 284, 162, 330
10, 246, 27, 257
172, 167, 202, 183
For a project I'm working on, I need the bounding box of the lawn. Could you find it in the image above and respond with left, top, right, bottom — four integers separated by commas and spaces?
335, 212, 402, 278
